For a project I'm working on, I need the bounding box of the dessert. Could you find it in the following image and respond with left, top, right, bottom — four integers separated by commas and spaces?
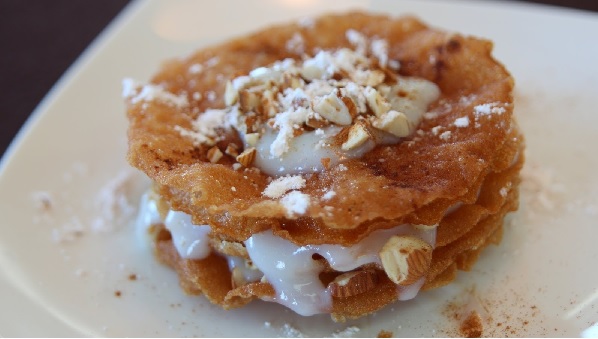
124, 12, 523, 321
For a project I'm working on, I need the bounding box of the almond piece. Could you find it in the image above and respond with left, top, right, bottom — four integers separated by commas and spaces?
224, 80, 238, 106
261, 89, 279, 118
341, 120, 373, 151
300, 61, 326, 81
340, 94, 359, 119
236, 147, 257, 167
379, 235, 433, 286
312, 90, 353, 125
327, 269, 379, 298
239, 89, 261, 112
207, 146, 223, 163
305, 112, 329, 129
364, 86, 391, 117
282, 72, 304, 89
363, 69, 386, 87
225, 143, 239, 157
372, 110, 412, 137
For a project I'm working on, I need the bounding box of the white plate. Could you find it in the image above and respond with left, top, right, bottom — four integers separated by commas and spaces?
1, 0, 597, 336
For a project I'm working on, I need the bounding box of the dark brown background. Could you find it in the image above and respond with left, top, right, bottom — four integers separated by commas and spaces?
0, 0, 596, 160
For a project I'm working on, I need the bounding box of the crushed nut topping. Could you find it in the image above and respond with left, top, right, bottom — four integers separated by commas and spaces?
173, 29, 440, 170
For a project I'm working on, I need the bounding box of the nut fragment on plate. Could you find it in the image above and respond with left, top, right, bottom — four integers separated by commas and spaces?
328, 269, 379, 298
379, 235, 433, 286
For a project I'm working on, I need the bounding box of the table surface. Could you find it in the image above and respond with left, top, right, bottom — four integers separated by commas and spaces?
0, 0, 596, 160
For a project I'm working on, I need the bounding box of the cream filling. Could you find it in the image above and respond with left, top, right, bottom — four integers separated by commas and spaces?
250, 126, 378, 175
135, 193, 437, 316
244, 78, 440, 177
245, 225, 436, 316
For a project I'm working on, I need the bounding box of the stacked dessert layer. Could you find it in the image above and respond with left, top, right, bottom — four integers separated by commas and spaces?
125, 12, 523, 321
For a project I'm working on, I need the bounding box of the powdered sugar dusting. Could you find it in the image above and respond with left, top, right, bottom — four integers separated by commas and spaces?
454, 116, 470, 127
263, 175, 306, 199
332, 326, 361, 338
520, 161, 565, 216
322, 190, 336, 201
280, 323, 305, 338
286, 32, 305, 55
474, 102, 507, 116
90, 169, 138, 233
174, 108, 231, 146
122, 78, 189, 109
281, 191, 311, 216
32, 162, 147, 244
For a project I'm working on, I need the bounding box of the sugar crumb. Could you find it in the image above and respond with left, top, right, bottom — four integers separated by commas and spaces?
322, 190, 336, 201
263, 175, 306, 199
454, 116, 470, 127
122, 78, 189, 109
431, 125, 443, 135
188, 63, 203, 74
281, 191, 310, 216
280, 323, 305, 338
332, 326, 360, 338
440, 131, 452, 140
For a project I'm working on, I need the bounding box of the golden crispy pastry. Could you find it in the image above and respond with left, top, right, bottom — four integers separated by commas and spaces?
124, 12, 523, 321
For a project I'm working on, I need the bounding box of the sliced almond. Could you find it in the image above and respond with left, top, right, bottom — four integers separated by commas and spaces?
207, 146, 223, 163
236, 147, 257, 167
242, 113, 260, 133
312, 90, 353, 125
339, 94, 358, 119
300, 61, 325, 81
341, 120, 373, 151
379, 235, 433, 286
282, 72, 304, 89
305, 112, 329, 129
363, 69, 386, 87
224, 80, 238, 106
261, 89, 279, 118
372, 110, 412, 137
327, 269, 379, 298
225, 143, 239, 157
239, 89, 261, 112
364, 86, 391, 117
